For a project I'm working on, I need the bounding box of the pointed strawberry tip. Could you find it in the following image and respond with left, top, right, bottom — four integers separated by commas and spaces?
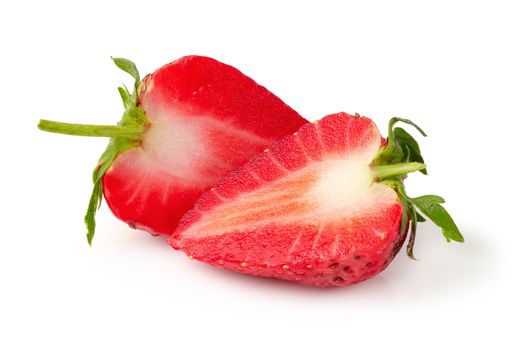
168, 236, 181, 250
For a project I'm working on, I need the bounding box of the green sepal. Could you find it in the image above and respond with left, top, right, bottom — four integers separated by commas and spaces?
112, 57, 140, 89
398, 191, 411, 235
117, 86, 131, 108
393, 127, 427, 174
415, 211, 426, 222
374, 117, 427, 170
84, 58, 147, 245
112, 57, 141, 104
389, 117, 427, 137
376, 117, 464, 258
85, 179, 103, 245
39, 57, 148, 245
411, 195, 464, 243
382, 179, 464, 257
85, 134, 141, 245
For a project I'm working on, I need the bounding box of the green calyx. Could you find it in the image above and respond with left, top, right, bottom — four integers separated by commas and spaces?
371, 117, 464, 259
38, 57, 149, 245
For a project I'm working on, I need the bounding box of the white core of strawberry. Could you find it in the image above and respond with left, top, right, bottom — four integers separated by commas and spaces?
141, 115, 205, 181
309, 160, 373, 210
307, 159, 398, 219
181, 159, 399, 238
137, 110, 273, 187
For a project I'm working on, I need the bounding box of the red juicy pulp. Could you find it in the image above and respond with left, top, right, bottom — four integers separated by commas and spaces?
102, 56, 307, 236
170, 113, 405, 287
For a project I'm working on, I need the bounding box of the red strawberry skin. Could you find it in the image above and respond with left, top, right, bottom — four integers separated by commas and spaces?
102, 56, 306, 236
170, 113, 406, 287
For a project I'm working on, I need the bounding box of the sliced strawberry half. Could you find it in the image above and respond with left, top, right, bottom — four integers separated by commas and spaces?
169, 113, 463, 287
39, 56, 306, 243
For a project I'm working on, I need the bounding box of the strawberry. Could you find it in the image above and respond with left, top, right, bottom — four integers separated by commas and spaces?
169, 113, 463, 287
38, 56, 306, 244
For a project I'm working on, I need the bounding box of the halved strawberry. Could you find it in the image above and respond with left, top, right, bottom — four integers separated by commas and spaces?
38, 56, 306, 243
169, 113, 463, 287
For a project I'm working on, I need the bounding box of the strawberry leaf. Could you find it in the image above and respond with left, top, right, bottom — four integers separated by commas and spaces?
373, 117, 427, 171
411, 195, 464, 243
390, 117, 427, 137
112, 57, 140, 90
377, 118, 463, 257
85, 135, 140, 245
393, 127, 427, 174
85, 179, 103, 245
117, 86, 131, 108
40, 58, 148, 245
398, 191, 411, 235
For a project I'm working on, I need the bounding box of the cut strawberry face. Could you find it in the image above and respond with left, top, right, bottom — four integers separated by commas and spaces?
170, 113, 463, 287
39, 57, 306, 243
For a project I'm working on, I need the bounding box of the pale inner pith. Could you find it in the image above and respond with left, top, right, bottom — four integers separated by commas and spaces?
139, 111, 273, 186
183, 159, 398, 237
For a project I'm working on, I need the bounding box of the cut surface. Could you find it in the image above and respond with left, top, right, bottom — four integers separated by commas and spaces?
179, 161, 395, 238
170, 113, 404, 287
140, 114, 273, 183
102, 56, 306, 235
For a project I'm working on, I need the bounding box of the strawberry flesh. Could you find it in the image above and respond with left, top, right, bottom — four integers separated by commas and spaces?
170, 113, 405, 287
102, 56, 306, 235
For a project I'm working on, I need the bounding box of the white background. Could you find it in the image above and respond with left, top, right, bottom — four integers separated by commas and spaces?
1, 1, 523, 348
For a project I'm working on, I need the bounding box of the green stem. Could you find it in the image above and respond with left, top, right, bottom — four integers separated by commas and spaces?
373, 162, 426, 179
38, 119, 143, 139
